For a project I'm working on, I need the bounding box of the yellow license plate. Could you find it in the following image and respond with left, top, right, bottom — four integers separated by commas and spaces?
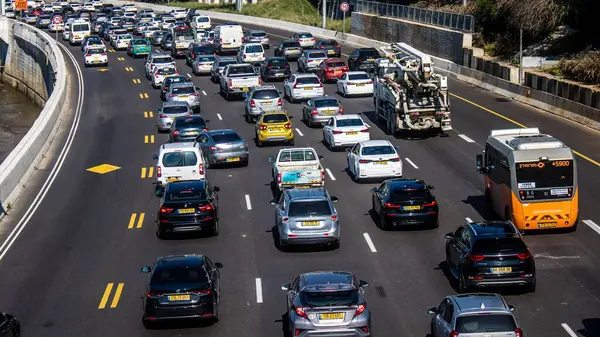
328, 50, 335, 54
375, 161, 388, 165
178, 208, 195, 214
319, 313, 344, 320
303, 221, 319, 226
223, 43, 230, 47
167, 177, 180, 182
186, 132, 198, 135
263, 101, 272, 104
538, 222, 557, 228
357, 83, 365, 87
368, 58, 375, 61
226, 157, 240, 162
168, 294, 190, 301
346, 131, 358, 135
180, 95, 189, 99
324, 110, 335, 115
242, 87, 249, 92
304, 87, 312, 90
404, 205, 421, 210
491, 267, 512, 273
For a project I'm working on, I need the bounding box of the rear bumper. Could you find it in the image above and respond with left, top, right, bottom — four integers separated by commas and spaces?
309, 115, 337, 125
158, 216, 216, 233
324, 72, 344, 81
257, 131, 294, 142
382, 212, 438, 226
467, 275, 535, 288
357, 165, 403, 179
145, 302, 215, 320
296, 328, 370, 337
292, 89, 324, 100
331, 134, 370, 147
209, 152, 249, 164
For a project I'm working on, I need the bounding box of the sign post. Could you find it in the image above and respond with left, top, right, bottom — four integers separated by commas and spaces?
339, 2, 349, 35
52, 15, 63, 41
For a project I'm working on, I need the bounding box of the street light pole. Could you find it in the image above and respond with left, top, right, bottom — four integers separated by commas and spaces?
1, 0, 6, 16
519, 28, 523, 84
322, 0, 326, 29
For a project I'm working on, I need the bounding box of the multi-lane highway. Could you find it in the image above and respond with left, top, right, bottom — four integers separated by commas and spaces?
0, 16, 599, 337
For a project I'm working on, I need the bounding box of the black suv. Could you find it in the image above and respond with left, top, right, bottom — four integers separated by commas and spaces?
444, 220, 536, 293
0, 312, 20, 336
260, 57, 291, 81
347, 47, 381, 71
370, 179, 439, 230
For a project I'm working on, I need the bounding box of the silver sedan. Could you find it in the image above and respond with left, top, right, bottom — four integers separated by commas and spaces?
165, 82, 201, 113
297, 50, 328, 73
192, 54, 217, 76
301, 96, 343, 127
156, 101, 192, 132
195, 129, 249, 167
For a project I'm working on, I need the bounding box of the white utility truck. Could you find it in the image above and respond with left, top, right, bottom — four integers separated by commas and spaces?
269, 148, 325, 191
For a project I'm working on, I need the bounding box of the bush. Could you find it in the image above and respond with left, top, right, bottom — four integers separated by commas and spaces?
558, 50, 600, 85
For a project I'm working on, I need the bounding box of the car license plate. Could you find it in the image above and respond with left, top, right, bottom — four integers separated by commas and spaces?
319, 313, 344, 320
375, 161, 388, 165
491, 267, 512, 273
168, 294, 190, 301
538, 222, 557, 228
368, 58, 375, 61
178, 208, 195, 214
186, 131, 198, 136
357, 83, 365, 87
263, 101, 272, 104
304, 87, 312, 90
328, 50, 335, 54
223, 43, 230, 47
268, 128, 282, 132
226, 157, 240, 162
167, 177, 180, 182
403, 205, 421, 211
303, 221, 319, 226
346, 131, 358, 135
242, 87, 249, 92
180, 95, 189, 99
324, 110, 335, 115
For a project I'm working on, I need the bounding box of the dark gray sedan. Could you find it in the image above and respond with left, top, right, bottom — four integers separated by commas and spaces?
195, 129, 249, 167
301, 96, 343, 127
169, 115, 209, 143
274, 40, 303, 60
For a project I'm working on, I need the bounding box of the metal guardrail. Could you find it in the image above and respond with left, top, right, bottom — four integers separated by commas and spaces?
355, 0, 474, 32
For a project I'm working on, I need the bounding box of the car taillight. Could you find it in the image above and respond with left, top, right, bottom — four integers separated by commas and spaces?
294, 306, 308, 319
517, 251, 531, 260
160, 206, 173, 213
343, 66, 349, 71
172, 130, 180, 136
293, 83, 298, 88
423, 201, 437, 207
321, 171, 325, 182
326, 68, 334, 73
258, 77, 262, 85
320, 45, 326, 49
284, 123, 292, 129
267, 65, 273, 69
354, 304, 366, 316
159, 114, 167, 118
85, 54, 92, 57
191, 52, 195, 58
168, 94, 175, 98
156, 165, 162, 177
331, 214, 337, 221
260, 125, 267, 130
277, 173, 281, 184
297, 39, 302, 43
209, 146, 222, 151
154, 72, 159, 77
384, 202, 401, 209
332, 130, 343, 134
359, 159, 371, 163
449, 331, 459, 337
146, 291, 164, 298
515, 328, 523, 337
336, 44, 340, 48
219, 38, 222, 43
467, 254, 485, 262
199, 164, 204, 175
389, 157, 401, 162
360, 128, 369, 133
202, 128, 208, 132
339, 106, 344, 114
228, 79, 232, 87
101, 53, 106, 56
190, 289, 211, 295
310, 37, 315, 41
366, 81, 373, 85
347, 81, 355, 85
243, 54, 247, 59
198, 204, 213, 211
277, 98, 283, 106
311, 108, 318, 115
192, 92, 199, 96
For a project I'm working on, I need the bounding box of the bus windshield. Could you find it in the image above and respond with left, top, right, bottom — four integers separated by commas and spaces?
515, 160, 574, 189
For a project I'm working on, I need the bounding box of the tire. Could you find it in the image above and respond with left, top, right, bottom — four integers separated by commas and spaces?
211, 219, 219, 236
278, 232, 288, 252
157, 227, 167, 239
528, 281, 536, 293
458, 272, 469, 293
142, 316, 153, 329
256, 138, 264, 147
289, 138, 294, 146
332, 240, 340, 250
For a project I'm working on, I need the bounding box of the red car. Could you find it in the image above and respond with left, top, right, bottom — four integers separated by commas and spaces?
316, 58, 348, 83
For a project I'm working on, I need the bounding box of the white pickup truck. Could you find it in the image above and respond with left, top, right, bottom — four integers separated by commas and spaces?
219, 63, 261, 100
269, 147, 325, 191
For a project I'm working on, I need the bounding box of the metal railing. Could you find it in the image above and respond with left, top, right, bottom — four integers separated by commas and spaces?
355, 0, 474, 32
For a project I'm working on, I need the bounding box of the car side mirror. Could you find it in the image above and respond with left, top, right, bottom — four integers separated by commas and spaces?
196, 86, 200, 90
427, 306, 437, 315
213, 186, 220, 192
318, 155, 324, 159
281, 283, 291, 291
215, 262, 223, 269
370, 187, 377, 193
141, 266, 151, 273
268, 156, 275, 163
270, 199, 277, 206
359, 280, 369, 287
152, 154, 158, 160
345, 148, 351, 152
205, 119, 210, 123
279, 91, 283, 95
301, 102, 306, 107
476, 153, 486, 173
289, 116, 294, 119
330, 196, 339, 203
444, 232, 454, 240
427, 185, 435, 190
508, 304, 515, 312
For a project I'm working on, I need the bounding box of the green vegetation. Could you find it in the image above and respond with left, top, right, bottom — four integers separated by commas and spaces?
559, 51, 600, 85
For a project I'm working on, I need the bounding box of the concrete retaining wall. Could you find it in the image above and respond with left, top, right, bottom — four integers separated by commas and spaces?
0, 18, 68, 210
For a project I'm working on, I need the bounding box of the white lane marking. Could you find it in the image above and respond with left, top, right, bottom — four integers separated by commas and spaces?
186, 73, 192, 78
0, 43, 84, 262
295, 128, 304, 136
202, 90, 207, 96
458, 134, 475, 143
245, 194, 252, 210
534, 253, 580, 260
255, 278, 263, 303
325, 168, 336, 181
465, 217, 473, 223
217, 113, 223, 120
363, 233, 377, 253
561, 323, 578, 337
405, 157, 419, 169
583, 220, 600, 235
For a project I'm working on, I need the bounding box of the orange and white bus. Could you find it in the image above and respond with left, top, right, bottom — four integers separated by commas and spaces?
476, 128, 578, 231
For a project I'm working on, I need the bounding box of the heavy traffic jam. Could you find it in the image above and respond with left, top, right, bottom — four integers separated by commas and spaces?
5, 1, 582, 336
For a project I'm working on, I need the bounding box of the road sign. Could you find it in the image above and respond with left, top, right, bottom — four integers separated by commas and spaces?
339, 2, 350, 13
14, 0, 28, 10
52, 15, 63, 24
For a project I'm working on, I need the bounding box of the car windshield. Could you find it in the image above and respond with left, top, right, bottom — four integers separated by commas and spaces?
515, 160, 574, 189
455, 314, 517, 333
300, 290, 358, 306
295, 77, 320, 85
162, 151, 198, 167
151, 266, 209, 284
327, 61, 345, 68
245, 45, 263, 53
289, 200, 332, 217
172, 87, 195, 95
175, 117, 206, 127
72, 23, 89, 31
157, 68, 176, 75
278, 149, 317, 162
252, 89, 279, 100
166, 185, 206, 201
337, 118, 364, 127
315, 99, 338, 108
389, 189, 429, 202
322, 40, 337, 46
229, 65, 254, 74
86, 49, 103, 55
163, 105, 188, 114
348, 73, 370, 80
262, 114, 288, 123
133, 40, 146, 45
283, 41, 301, 48
472, 238, 528, 255
362, 146, 395, 155
212, 133, 242, 143
154, 57, 172, 64
196, 56, 216, 62
308, 52, 327, 59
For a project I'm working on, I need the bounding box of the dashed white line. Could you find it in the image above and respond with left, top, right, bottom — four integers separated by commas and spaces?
325, 168, 336, 181
405, 157, 419, 169
458, 134, 475, 143
217, 113, 223, 120
465, 217, 473, 223
245, 194, 252, 210
202, 90, 207, 96
295, 128, 304, 136
186, 73, 192, 78
255, 278, 263, 303
561, 323, 578, 337
583, 219, 600, 236
363, 233, 377, 253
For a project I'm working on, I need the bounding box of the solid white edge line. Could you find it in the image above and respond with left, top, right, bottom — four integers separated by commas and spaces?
582, 220, 600, 236
186, 73, 192, 78
216, 113, 223, 120
405, 157, 419, 169
465, 217, 473, 223
295, 128, 304, 136
363, 233, 377, 253
458, 134, 475, 143
202, 90, 207, 96
325, 168, 336, 181
561, 323, 578, 337
255, 278, 263, 303
245, 194, 252, 210
0, 43, 84, 261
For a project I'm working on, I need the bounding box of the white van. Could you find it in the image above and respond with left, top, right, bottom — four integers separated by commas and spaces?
69, 20, 91, 45
192, 15, 211, 30
213, 24, 243, 54
155, 143, 206, 192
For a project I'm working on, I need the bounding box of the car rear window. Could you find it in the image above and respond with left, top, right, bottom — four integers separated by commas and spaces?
283, 41, 301, 48
245, 45, 263, 53
289, 200, 332, 217
151, 266, 209, 284
165, 77, 187, 85
154, 57, 172, 63
163, 105, 189, 114
175, 117, 206, 127
326, 61, 345, 68
212, 133, 242, 143
278, 149, 317, 162
229, 65, 255, 74
349, 73, 370, 80
193, 45, 215, 53
389, 189, 429, 202
133, 40, 146, 45
172, 87, 195, 94
361, 146, 395, 156
157, 68, 176, 75
314, 99, 338, 108
252, 89, 279, 100
197, 16, 209, 22
268, 59, 288, 67
162, 151, 198, 167
472, 238, 528, 254
360, 49, 380, 58
262, 114, 288, 123
251, 32, 266, 37
295, 77, 320, 85
196, 55, 216, 62
300, 290, 358, 306
298, 33, 312, 38
308, 52, 327, 59
321, 40, 337, 46
337, 118, 364, 127
455, 314, 517, 333
86, 49, 103, 55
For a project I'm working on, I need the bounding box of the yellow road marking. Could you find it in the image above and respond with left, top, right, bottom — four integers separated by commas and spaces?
98, 283, 113, 309
109, 49, 115, 53
144, 111, 154, 118
117, 57, 124, 61
125, 67, 134, 72
132, 78, 141, 84
144, 135, 155, 144
86, 164, 121, 174
141, 167, 154, 178
128, 213, 145, 229
111, 283, 124, 308
144, 93, 149, 99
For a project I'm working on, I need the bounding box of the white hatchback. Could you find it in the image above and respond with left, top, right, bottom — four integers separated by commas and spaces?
154, 142, 206, 192
237, 43, 265, 63
83, 48, 108, 67
346, 140, 402, 182
337, 71, 374, 97
322, 114, 370, 150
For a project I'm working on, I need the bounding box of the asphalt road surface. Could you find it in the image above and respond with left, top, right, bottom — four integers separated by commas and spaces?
0, 18, 599, 337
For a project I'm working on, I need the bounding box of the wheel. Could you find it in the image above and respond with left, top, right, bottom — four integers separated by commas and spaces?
528, 281, 536, 293
211, 219, 219, 236
157, 226, 167, 239
485, 188, 491, 202
212, 301, 220, 322
289, 138, 294, 146
256, 138, 264, 147
244, 112, 250, 123
142, 316, 153, 329
458, 272, 469, 293
278, 232, 288, 251
332, 240, 340, 250
378, 211, 389, 230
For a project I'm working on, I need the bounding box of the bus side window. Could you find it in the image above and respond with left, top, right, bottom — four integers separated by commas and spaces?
489, 147, 510, 186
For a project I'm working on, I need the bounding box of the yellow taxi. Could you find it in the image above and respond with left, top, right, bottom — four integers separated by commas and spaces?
255, 110, 295, 147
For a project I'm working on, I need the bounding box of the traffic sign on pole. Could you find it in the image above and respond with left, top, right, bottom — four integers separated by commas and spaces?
339, 2, 350, 12
52, 15, 63, 25
14, 0, 27, 10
